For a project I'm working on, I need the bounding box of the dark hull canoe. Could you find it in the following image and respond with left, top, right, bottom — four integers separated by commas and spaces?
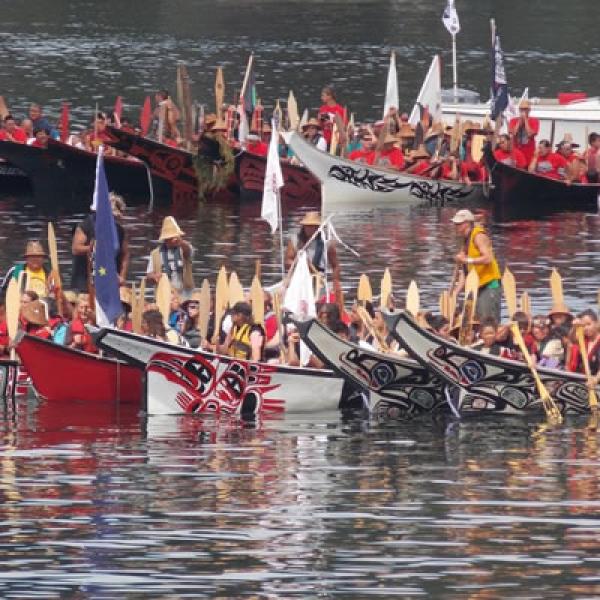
296, 318, 449, 419
15, 333, 143, 403
0, 160, 31, 194
484, 144, 600, 220
385, 311, 599, 416
235, 151, 321, 204
0, 139, 171, 208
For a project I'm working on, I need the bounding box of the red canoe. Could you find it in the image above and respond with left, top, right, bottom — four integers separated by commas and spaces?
15, 333, 143, 403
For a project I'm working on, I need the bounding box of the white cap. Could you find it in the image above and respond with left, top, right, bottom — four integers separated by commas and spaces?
451, 209, 475, 224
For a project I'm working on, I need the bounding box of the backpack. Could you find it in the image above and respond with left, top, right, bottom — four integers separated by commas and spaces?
52, 322, 72, 346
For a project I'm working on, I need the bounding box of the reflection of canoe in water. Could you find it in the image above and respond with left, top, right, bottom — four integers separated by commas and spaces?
0, 138, 171, 208
235, 150, 321, 204
385, 311, 599, 416
287, 131, 485, 206
15, 333, 142, 403
483, 144, 600, 220
92, 327, 346, 416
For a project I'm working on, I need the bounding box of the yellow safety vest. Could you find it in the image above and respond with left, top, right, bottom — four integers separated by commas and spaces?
229, 324, 251, 360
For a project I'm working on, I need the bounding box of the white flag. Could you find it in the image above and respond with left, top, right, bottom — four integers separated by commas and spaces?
283, 250, 316, 366
237, 105, 249, 148
442, 0, 460, 36
261, 118, 284, 233
383, 50, 399, 119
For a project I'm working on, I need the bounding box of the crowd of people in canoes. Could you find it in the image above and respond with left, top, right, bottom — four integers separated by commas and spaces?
3, 89, 600, 186
0, 203, 598, 390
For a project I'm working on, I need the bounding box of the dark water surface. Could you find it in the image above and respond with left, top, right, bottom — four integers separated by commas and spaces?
1, 1, 600, 597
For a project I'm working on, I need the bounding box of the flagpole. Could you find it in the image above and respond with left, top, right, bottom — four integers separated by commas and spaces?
452, 33, 458, 102
278, 191, 284, 280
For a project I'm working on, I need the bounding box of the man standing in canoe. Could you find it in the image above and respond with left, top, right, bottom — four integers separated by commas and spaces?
452, 209, 501, 322
509, 99, 539, 165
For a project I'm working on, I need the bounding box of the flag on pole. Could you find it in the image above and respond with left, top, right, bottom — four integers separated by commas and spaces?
93, 147, 122, 326
261, 118, 283, 233
490, 24, 509, 120
240, 54, 256, 116
140, 96, 152, 136
442, 0, 460, 35
383, 50, 399, 119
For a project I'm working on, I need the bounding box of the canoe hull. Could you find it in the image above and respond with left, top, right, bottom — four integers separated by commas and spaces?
15, 334, 143, 403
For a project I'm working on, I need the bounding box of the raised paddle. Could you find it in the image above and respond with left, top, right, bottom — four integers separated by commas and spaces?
215, 67, 225, 121
501, 266, 517, 319
329, 120, 339, 156
131, 281, 142, 334
287, 90, 299, 131
6, 275, 20, 361
155, 274, 171, 328
177, 62, 194, 150
0, 97, 9, 120
228, 272, 244, 307
520, 291, 532, 317
575, 324, 599, 411
550, 267, 564, 308
250, 275, 264, 326
439, 290, 450, 321
471, 134, 486, 163
47, 221, 62, 297
357, 274, 373, 304
380, 268, 392, 310
510, 322, 562, 424
458, 269, 479, 345
212, 265, 228, 345
198, 278, 211, 341
406, 280, 419, 319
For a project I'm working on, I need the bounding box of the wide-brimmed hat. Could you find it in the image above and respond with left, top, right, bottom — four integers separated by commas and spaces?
461, 120, 482, 135
409, 144, 430, 160
398, 123, 415, 138
556, 134, 580, 149
300, 211, 321, 227
22, 299, 48, 326
519, 99, 532, 110
212, 118, 228, 131
424, 122, 444, 141
451, 209, 475, 224
158, 216, 185, 241
24, 240, 47, 258
383, 133, 397, 145
547, 302, 572, 318
120, 286, 132, 307
301, 118, 322, 130
182, 288, 203, 308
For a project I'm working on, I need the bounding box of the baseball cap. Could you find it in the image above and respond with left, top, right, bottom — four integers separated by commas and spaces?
451, 209, 475, 224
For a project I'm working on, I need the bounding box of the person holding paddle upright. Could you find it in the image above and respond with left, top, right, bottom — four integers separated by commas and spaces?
451, 209, 501, 322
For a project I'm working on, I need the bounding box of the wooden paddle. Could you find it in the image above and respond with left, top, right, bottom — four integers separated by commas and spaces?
6, 275, 20, 361
272, 289, 287, 363
177, 63, 194, 150
47, 222, 62, 294
199, 278, 211, 341
250, 275, 264, 325
255, 259, 262, 282
520, 291, 532, 317
298, 109, 309, 130
357, 274, 373, 304
406, 280, 419, 318
228, 272, 244, 307
212, 265, 228, 345
471, 134, 486, 163
501, 266, 517, 319
510, 322, 562, 424
439, 290, 450, 321
155, 274, 171, 327
287, 90, 299, 131
575, 324, 599, 411
215, 67, 225, 121
273, 99, 283, 128
458, 269, 479, 345
550, 267, 563, 307
329, 120, 339, 156
0, 97, 9, 120
131, 282, 143, 334
380, 268, 392, 310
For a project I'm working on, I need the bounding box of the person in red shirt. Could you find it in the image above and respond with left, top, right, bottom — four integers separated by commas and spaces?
371, 134, 404, 170
405, 146, 433, 176
21, 299, 52, 339
529, 139, 567, 179
318, 86, 345, 147
493, 134, 527, 169
30, 128, 49, 148
439, 156, 459, 180
348, 133, 375, 164
583, 132, 600, 183
246, 131, 268, 156
460, 140, 486, 183
70, 293, 98, 353
509, 99, 539, 165
0, 115, 28, 143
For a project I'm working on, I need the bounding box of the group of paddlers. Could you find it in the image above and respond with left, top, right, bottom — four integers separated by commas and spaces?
0, 204, 598, 390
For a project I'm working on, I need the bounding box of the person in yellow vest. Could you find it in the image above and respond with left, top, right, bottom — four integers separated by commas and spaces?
217, 301, 264, 362
3, 240, 50, 298
452, 209, 501, 322
146, 216, 194, 297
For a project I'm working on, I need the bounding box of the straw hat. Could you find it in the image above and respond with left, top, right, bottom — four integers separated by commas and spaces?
383, 133, 398, 145
22, 299, 48, 326
158, 216, 185, 241
301, 118, 322, 130
398, 123, 415, 138
212, 118, 228, 131
461, 120, 482, 135
120, 286, 133, 307
547, 302, 572, 318
24, 240, 47, 257
300, 211, 321, 227
424, 122, 444, 141
519, 99, 532, 110
408, 145, 430, 160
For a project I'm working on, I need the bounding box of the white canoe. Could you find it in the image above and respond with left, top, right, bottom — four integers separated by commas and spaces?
93, 327, 345, 416
287, 131, 485, 207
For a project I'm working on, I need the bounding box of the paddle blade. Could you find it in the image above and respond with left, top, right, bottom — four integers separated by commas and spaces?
212, 265, 228, 344
576, 325, 599, 409
471, 134, 485, 162
250, 276, 264, 325
465, 268, 479, 301
520, 291, 531, 317
501, 266, 517, 319
287, 90, 299, 131
199, 278, 211, 340
155, 274, 171, 327
6, 276, 20, 342
406, 280, 419, 318
131, 282, 142, 334
357, 274, 373, 303
215, 67, 225, 120
0, 97, 9, 120
228, 272, 244, 307
550, 267, 563, 307
47, 222, 62, 290
380, 268, 392, 310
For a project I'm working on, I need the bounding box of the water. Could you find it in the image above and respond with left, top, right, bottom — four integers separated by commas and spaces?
1, 1, 600, 596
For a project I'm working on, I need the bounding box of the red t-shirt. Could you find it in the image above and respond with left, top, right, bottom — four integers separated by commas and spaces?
373, 147, 404, 169
412, 160, 432, 177
264, 313, 278, 341
460, 160, 486, 181
247, 141, 268, 157
494, 148, 528, 169
509, 117, 540, 165
30, 139, 47, 148
0, 321, 8, 354
534, 152, 567, 179
348, 148, 374, 164
318, 103, 345, 145
71, 318, 98, 353
0, 127, 27, 143
440, 162, 456, 180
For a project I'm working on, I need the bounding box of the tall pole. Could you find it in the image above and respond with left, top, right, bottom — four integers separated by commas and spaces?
452, 33, 458, 102
278, 192, 285, 280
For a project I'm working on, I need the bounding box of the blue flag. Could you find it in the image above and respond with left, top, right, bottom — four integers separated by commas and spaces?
93, 147, 121, 326
241, 55, 256, 116
491, 32, 509, 120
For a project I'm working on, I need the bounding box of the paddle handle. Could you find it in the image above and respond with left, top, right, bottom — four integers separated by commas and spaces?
576, 325, 599, 409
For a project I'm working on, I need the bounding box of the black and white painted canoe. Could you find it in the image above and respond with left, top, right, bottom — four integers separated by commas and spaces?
385, 311, 599, 416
